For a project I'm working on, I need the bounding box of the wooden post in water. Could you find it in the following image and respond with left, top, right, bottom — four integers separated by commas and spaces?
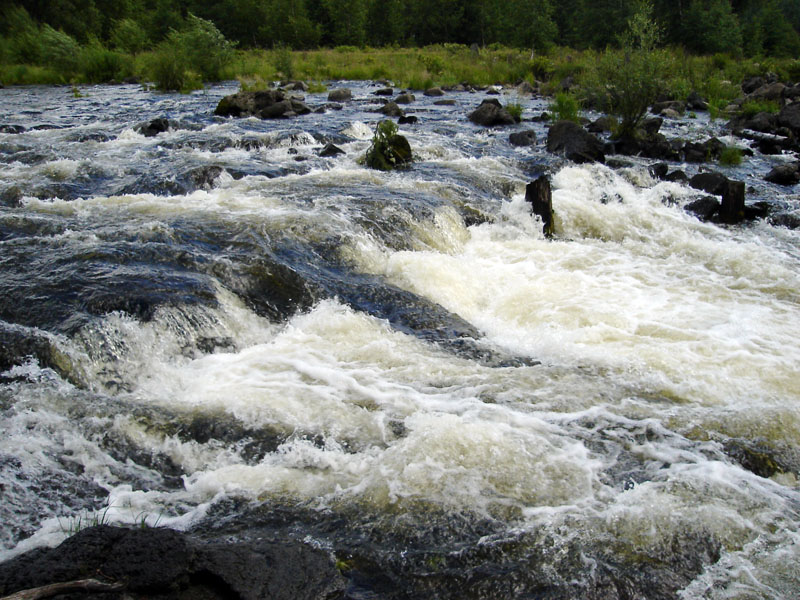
525, 175, 554, 238
720, 179, 745, 224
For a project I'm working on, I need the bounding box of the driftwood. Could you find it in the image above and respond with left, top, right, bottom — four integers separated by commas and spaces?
0, 578, 124, 600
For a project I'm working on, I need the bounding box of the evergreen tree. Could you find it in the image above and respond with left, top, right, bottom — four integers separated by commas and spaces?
682, 0, 742, 54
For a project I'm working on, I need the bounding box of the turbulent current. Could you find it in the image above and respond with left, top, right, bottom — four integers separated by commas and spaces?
1, 81, 799, 598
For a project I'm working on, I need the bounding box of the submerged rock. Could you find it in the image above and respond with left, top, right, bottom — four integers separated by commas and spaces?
509, 130, 537, 147
135, 117, 170, 137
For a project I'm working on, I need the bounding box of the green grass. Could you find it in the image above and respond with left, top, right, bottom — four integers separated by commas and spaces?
719, 146, 743, 166
739, 99, 781, 118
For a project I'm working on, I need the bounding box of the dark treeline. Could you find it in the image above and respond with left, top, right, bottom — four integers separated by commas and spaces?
3, 0, 800, 57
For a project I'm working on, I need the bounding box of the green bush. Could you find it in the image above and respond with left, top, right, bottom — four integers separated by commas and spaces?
719, 146, 742, 166
273, 45, 294, 79
739, 99, 781, 118
79, 40, 131, 82
39, 25, 81, 74
364, 120, 412, 171
549, 92, 581, 122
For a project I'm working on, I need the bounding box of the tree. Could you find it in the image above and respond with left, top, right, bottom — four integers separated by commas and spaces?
321, 0, 368, 46
682, 0, 742, 55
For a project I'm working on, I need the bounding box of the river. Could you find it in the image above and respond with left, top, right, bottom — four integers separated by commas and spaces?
1, 81, 799, 598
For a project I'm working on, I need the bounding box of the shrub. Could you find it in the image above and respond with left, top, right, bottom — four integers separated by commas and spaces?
39, 25, 81, 73
79, 40, 131, 82
719, 146, 742, 166
506, 102, 524, 122
364, 120, 412, 171
739, 99, 781, 118
273, 44, 294, 79
549, 92, 581, 122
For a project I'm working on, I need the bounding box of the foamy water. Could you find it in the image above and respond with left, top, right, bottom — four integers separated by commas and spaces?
1, 82, 799, 597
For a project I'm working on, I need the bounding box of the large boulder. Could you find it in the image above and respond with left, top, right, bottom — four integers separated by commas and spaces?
214, 90, 310, 119
689, 171, 729, 195
765, 162, 800, 185
468, 99, 516, 126
777, 103, 800, 136
327, 88, 352, 102
0, 525, 346, 600
546, 120, 605, 164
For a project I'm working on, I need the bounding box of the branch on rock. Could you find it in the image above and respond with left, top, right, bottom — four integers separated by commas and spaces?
0, 578, 124, 600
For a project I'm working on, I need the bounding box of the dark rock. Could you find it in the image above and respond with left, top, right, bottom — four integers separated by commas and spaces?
783, 83, 800, 101
742, 76, 765, 95
215, 90, 307, 120
283, 80, 308, 91
525, 175, 554, 237
546, 120, 605, 164
652, 100, 685, 116
374, 87, 393, 96
683, 142, 709, 163
702, 137, 726, 160
516, 81, 537, 95
424, 87, 445, 97
650, 163, 669, 180
509, 130, 537, 147
380, 102, 405, 117
720, 179, 746, 224
777, 103, 800, 135
0, 525, 346, 600
1, 186, 24, 208
398, 115, 418, 125
259, 99, 293, 119
686, 91, 708, 111
765, 162, 800, 185
665, 170, 688, 183
769, 212, 800, 229
685, 196, 720, 221
640, 117, 663, 137
744, 201, 770, 220
468, 98, 516, 127
395, 92, 415, 104
689, 171, 729, 195
135, 117, 170, 137
365, 122, 412, 171
0, 125, 25, 134
731, 111, 779, 135
586, 116, 615, 133
746, 82, 785, 103
186, 165, 225, 190
434, 99, 457, 106
0, 322, 77, 384
327, 88, 352, 102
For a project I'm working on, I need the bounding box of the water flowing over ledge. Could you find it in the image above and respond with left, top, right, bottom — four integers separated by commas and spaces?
1, 82, 799, 599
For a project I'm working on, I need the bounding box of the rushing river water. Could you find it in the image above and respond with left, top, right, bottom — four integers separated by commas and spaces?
1, 81, 799, 598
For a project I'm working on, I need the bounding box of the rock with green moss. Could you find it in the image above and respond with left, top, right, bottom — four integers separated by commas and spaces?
364, 120, 412, 171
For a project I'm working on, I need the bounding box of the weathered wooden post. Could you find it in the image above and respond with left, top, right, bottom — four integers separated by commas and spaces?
525, 175, 554, 238
720, 179, 745, 224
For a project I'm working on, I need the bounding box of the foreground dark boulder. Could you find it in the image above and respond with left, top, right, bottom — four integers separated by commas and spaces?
468, 99, 517, 126
546, 121, 605, 164
688, 171, 746, 224
214, 90, 311, 119
0, 525, 346, 600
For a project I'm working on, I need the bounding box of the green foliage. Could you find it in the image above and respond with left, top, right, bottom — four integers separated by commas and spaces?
682, 0, 743, 55
739, 99, 781, 118
110, 18, 150, 55
273, 44, 294, 79
146, 14, 234, 91
39, 25, 82, 73
79, 40, 132, 82
549, 92, 581, 122
364, 120, 413, 171
583, 1, 668, 137
718, 146, 742, 166
506, 102, 524, 122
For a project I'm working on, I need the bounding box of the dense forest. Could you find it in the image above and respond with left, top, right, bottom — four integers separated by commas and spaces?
2, 0, 800, 57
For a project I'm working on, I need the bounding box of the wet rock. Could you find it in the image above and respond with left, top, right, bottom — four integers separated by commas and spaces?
746, 82, 785, 103
0, 525, 346, 600
744, 201, 771, 220
652, 100, 685, 116
0, 321, 78, 385
765, 162, 800, 185
374, 87, 393, 96
424, 87, 444, 97
525, 175, 554, 237
650, 163, 669, 180
0, 186, 23, 208
683, 142, 709, 163
777, 103, 800, 136
730, 111, 779, 134
364, 122, 412, 171
723, 438, 800, 478
509, 130, 537, 147
185, 165, 225, 190
685, 196, 720, 221
282, 80, 308, 92
395, 92, 415, 104
742, 76, 765, 95
327, 88, 352, 102
214, 90, 309, 120
689, 171, 729, 195
686, 90, 708, 111
318, 142, 345, 157
587, 116, 615, 133
640, 117, 663, 137
468, 99, 516, 127
665, 169, 688, 183
135, 117, 170, 137
0, 125, 25, 134
434, 99, 457, 106
516, 81, 537, 95
398, 115, 418, 125
378, 101, 403, 117
546, 120, 605, 164
769, 211, 800, 229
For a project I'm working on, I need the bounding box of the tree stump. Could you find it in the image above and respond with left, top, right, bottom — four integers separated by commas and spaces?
525, 175, 554, 238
